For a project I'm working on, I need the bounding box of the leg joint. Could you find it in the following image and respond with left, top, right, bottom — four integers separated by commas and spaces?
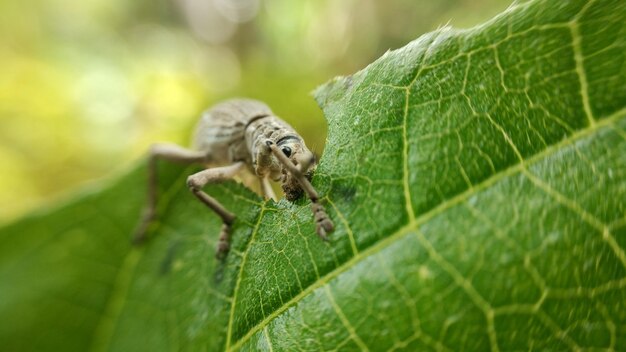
187, 176, 202, 190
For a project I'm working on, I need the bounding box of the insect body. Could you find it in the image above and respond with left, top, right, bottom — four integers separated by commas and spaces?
134, 99, 334, 259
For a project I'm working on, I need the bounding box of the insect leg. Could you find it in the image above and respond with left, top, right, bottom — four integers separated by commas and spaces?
186, 162, 246, 260
260, 177, 277, 201
134, 143, 207, 244
266, 141, 334, 240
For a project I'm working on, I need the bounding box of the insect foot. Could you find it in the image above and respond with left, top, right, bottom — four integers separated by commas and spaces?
312, 202, 334, 240
215, 223, 232, 260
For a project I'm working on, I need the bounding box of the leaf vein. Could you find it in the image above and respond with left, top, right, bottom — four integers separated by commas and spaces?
570, 0, 596, 126
326, 197, 359, 255
402, 88, 416, 222
323, 286, 370, 352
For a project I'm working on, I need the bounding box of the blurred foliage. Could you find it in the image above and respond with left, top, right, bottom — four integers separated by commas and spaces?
0, 0, 514, 221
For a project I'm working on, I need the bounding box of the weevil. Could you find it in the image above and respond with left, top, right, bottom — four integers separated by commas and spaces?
134, 99, 334, 259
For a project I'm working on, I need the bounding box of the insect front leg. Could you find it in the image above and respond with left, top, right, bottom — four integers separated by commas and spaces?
266, 141, 334, 240
260, 177, 277, 201
187, 162, 246, 260
252, 141, 278, 201
134, 143, 207, 244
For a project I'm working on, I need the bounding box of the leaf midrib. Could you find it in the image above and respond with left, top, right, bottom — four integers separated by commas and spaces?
228, 109, 625, 351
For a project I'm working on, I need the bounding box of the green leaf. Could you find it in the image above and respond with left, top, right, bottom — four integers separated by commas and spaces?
2, 0, 625, 350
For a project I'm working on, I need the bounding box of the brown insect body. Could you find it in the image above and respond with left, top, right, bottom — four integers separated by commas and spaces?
135, 98, 333, 259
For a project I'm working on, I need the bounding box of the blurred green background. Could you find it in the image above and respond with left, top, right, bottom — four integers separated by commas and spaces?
0, 0, 514, 222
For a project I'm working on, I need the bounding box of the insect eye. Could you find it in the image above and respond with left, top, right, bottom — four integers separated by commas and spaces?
281, 146, 292, 157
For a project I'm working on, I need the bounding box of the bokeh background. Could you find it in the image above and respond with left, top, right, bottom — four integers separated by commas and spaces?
0, 0, 515, 222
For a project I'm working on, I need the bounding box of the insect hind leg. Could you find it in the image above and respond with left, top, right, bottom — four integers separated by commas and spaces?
186, 162, 246, 260
134, 143, 207, 244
